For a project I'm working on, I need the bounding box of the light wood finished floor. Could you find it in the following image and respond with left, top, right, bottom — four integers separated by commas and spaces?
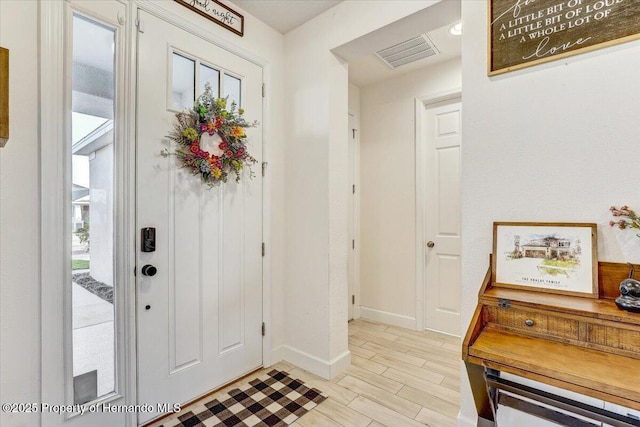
147, 318, 462, 427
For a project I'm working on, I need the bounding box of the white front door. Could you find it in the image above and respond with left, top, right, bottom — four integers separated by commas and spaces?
136, 10, 263, 424
424, 98, 462, 336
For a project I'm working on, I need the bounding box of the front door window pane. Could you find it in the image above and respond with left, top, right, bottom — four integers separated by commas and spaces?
172, 53, 195, 110
223, 73, 241, 107
200, 64, 220, 98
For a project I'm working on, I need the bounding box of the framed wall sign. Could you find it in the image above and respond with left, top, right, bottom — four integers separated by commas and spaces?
489, 0, 640, 75
492, 222, 598, 298
174, 0, 244, 37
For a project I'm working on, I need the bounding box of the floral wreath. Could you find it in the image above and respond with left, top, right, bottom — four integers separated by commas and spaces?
162, 83, 258, 187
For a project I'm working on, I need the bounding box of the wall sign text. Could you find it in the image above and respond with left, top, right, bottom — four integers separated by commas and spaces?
489, 0, 640, 75
174, 0, 244, 37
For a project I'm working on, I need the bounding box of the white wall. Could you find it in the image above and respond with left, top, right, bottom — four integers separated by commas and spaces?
459, 3, 640, 426
281, 0, 442, 377
359, 59, 461, 328
89, 145, 114, 287
0, 2, 41, 426
0, 1, 284, 426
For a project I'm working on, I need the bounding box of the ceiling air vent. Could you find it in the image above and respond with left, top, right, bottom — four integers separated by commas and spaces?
375, 34, 439, 69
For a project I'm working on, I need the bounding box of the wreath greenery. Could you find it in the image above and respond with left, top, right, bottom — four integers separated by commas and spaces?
162, 83, 258, 187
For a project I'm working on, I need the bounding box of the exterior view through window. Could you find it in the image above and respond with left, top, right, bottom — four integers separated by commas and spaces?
71, 13, 116, 405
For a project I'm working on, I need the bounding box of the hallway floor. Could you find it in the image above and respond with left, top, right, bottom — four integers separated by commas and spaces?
147, 318, 461, 427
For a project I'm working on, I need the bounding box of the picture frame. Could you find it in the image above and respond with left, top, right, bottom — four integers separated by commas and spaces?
492, 222, 598, 298
174, 0, 244, 37
488, 0, 640, 76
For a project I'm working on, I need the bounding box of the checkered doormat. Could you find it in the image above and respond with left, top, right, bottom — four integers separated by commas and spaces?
160, 370, 326, 427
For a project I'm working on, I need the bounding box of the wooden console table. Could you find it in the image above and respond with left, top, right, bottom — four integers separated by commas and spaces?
463, 260, 640, 426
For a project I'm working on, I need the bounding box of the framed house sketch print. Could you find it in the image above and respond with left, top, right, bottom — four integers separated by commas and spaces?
492, 222, 598, 298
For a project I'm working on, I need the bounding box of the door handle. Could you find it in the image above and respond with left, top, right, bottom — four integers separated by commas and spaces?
427, 241, 435, 248
141, 264, 157, 277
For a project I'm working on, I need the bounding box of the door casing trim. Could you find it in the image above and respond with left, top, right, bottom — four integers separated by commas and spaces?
414, 88, 462, 333
40, 1, 275, 425
132, 0, 275, 421
40, 0, 133, 425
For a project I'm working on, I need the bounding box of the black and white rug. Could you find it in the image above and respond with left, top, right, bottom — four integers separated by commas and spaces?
159, 370, 326, 427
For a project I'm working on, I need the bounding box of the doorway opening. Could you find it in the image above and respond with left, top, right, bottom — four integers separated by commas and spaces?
134, 10, 264, 424
340, 6, 463, 336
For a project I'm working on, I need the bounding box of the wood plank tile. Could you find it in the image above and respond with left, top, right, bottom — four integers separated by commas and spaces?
290, 368, 358, 406
296, 407, 344, 427
349, 343, 376, 359
381, 368, 460, 404
368, 422, 386, 427
345, 364, 403, 394
274, 361, 296, 372
351, 354, 387, 375
347, 396, 425, 427
349, 334, 367, 346
352, 331, 398, 346
338, 375, 421, 418
420, 329, 462, 345
397, 384, 460, 418
385, 326, 447, 348
402, 345, 461, 368
441, 376, 460, 392
330, 371, 347, 384
398, 337, 462, 360
442, 342, 461, 352
357, 333, 413, 352
361, 342, 426, 366
418, 359, 461, 379
314, 397, 372, 427
372, 354, 444, 385
352, 319, 391, 332
394, 335, 446, 353
414, 405, 458, 427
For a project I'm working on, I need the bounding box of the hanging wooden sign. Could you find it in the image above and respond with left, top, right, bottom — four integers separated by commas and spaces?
174, 0, 244, 37
489, 0, 640, 75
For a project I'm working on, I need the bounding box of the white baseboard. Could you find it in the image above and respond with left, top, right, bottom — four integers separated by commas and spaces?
360, 306, 416, 330
265, 345, 284, 368
281, 345, 351, 380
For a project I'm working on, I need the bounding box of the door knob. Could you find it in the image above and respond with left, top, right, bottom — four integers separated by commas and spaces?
427, 241, 435, 248
141, 264, 157, 277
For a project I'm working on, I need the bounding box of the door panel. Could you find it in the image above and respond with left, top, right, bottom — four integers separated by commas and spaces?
425, 100, 462, 336
136, 10, 263, 424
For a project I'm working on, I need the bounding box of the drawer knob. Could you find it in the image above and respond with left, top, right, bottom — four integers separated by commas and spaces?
524, 319, 535, 327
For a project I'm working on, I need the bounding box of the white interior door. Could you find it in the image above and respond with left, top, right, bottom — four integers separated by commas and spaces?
136, 10, 263, 424
424, 98, 462, 336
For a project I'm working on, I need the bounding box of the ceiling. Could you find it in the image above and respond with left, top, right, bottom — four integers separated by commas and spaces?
229, 0, 343, 34
348, 23, 461, 87
229, 0, 461, 87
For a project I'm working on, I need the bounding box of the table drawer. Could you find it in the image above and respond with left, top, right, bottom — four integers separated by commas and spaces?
488, 307, 580, 340
587, 323, 640, 356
